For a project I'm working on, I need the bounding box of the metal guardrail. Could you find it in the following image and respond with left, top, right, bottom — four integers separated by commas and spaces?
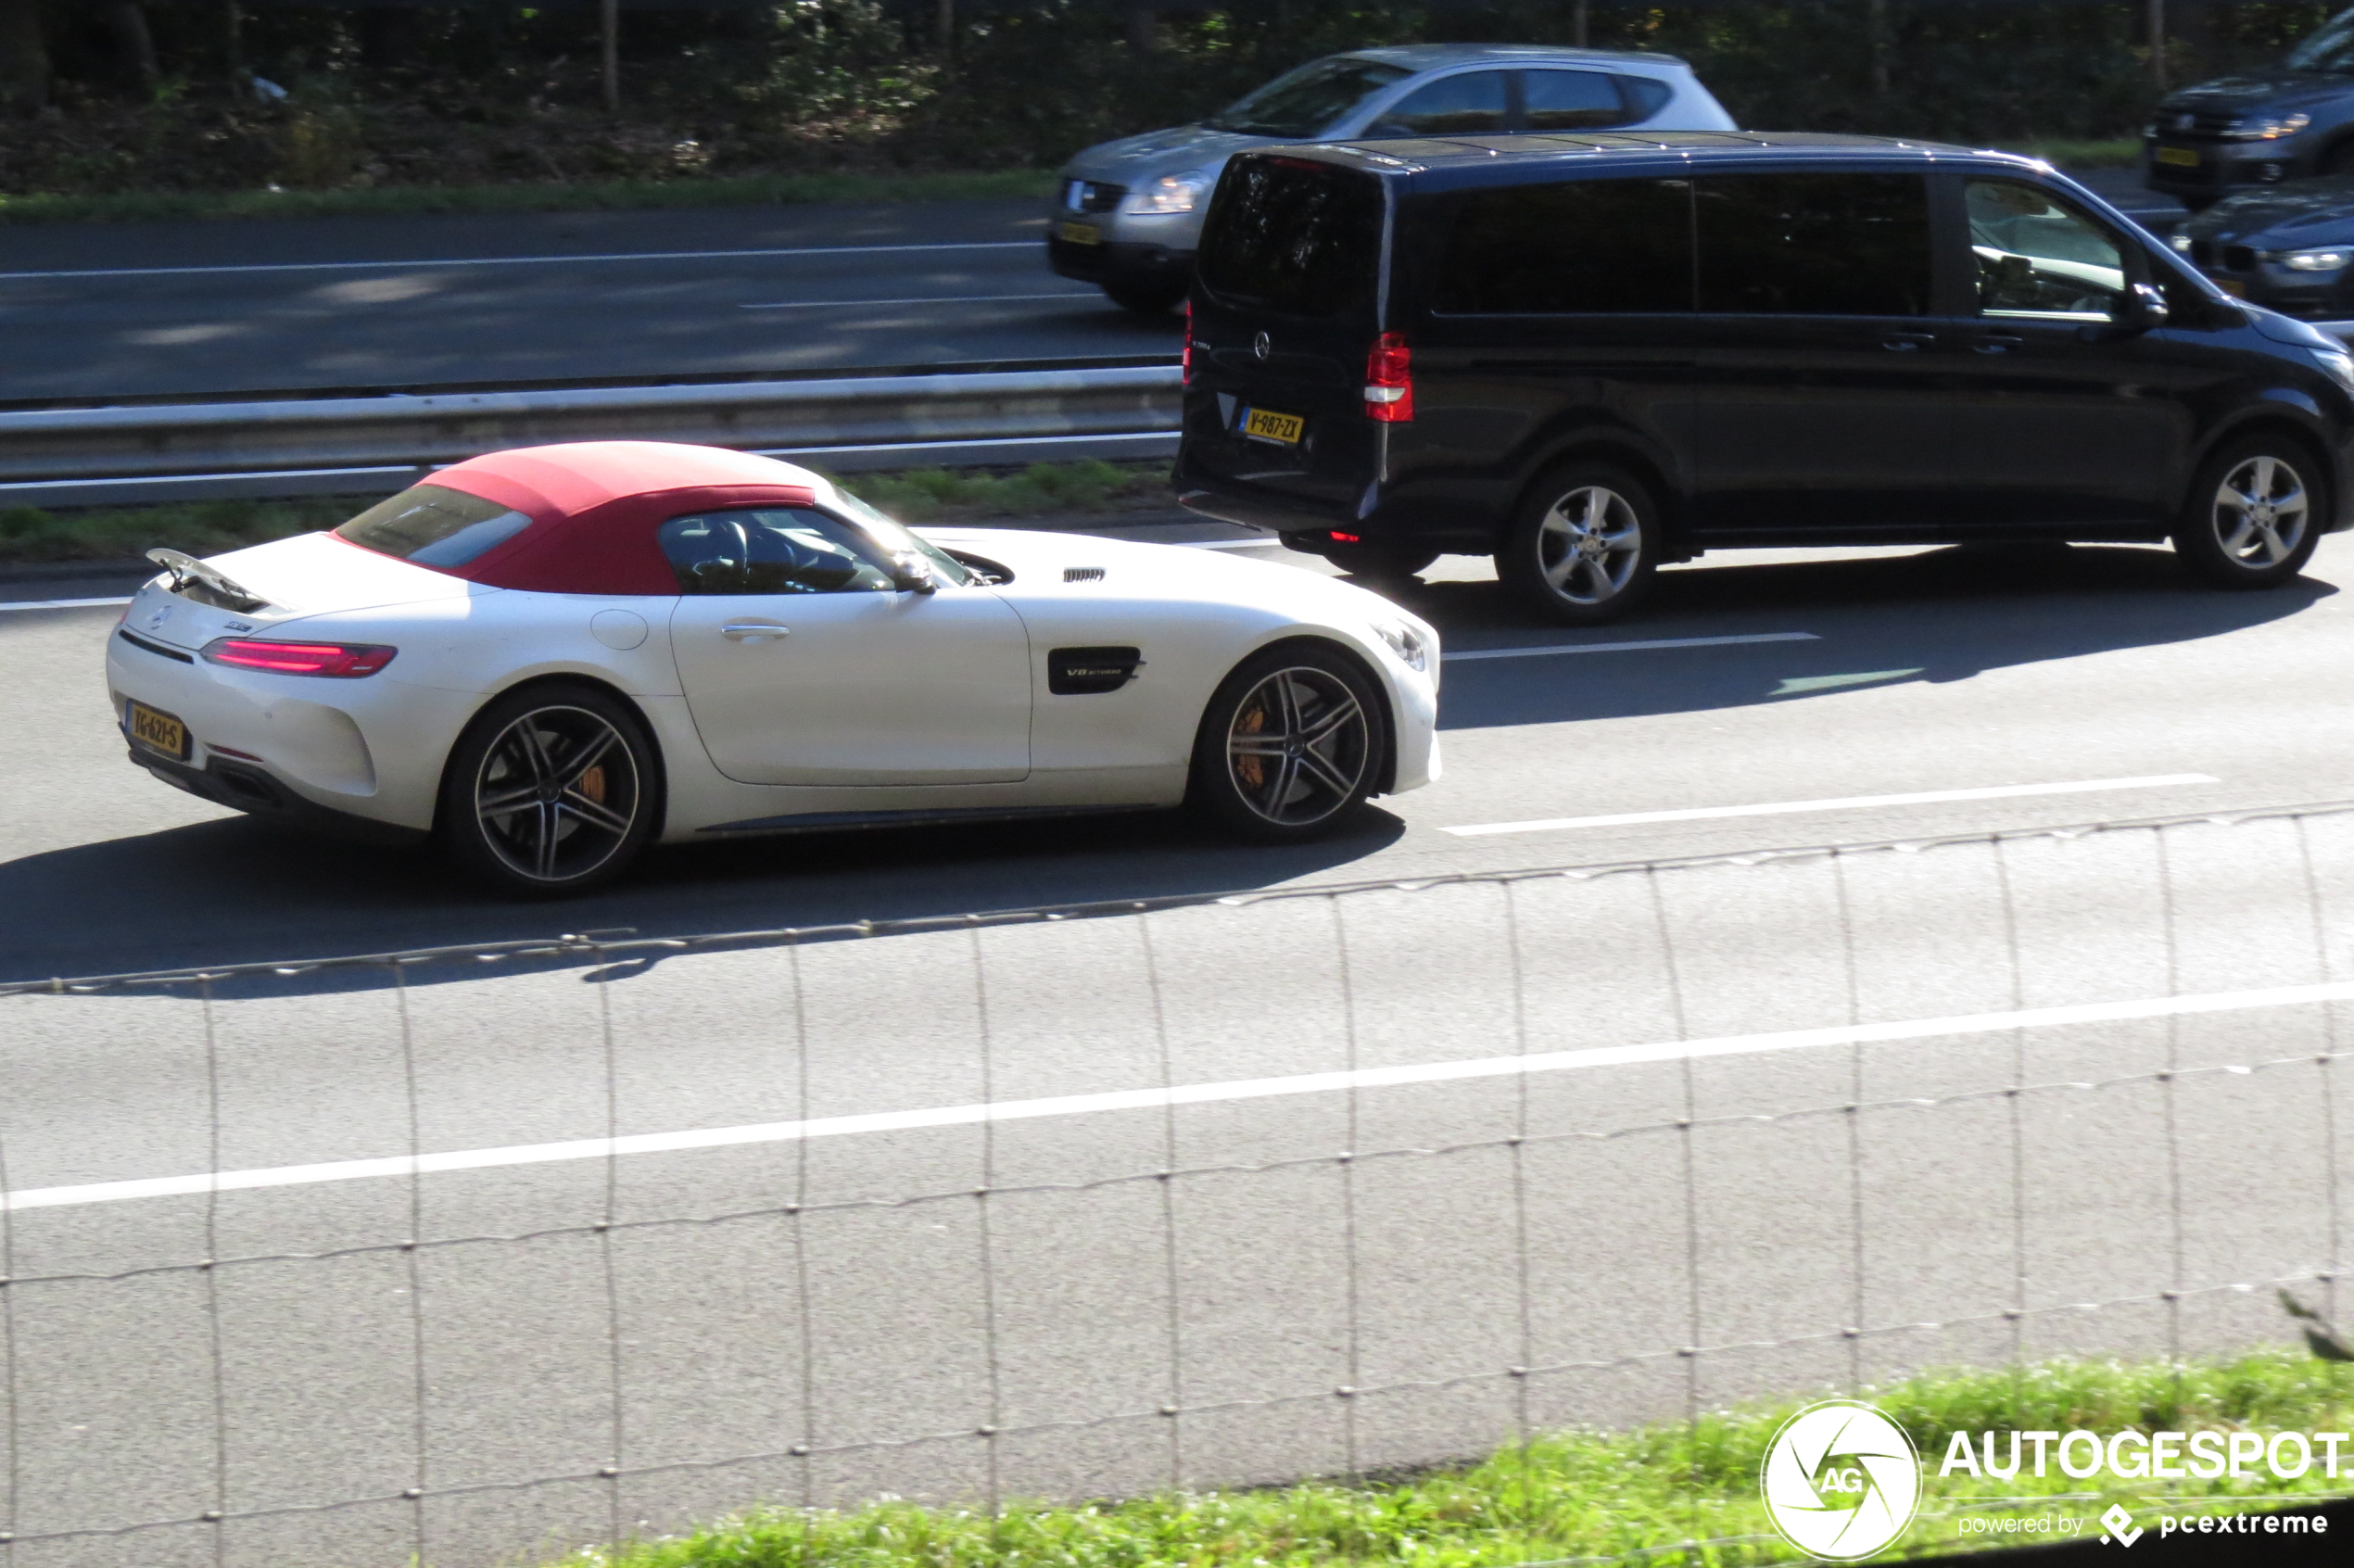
0, 364, 1185, 487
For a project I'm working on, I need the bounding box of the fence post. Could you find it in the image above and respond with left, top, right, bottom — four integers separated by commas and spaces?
601, 0, 619, 112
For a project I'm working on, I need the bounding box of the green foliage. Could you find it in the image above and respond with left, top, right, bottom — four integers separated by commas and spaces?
538, 1349, 2348, 1568
19, 4, 2348, 214
833, 461, 1165, 522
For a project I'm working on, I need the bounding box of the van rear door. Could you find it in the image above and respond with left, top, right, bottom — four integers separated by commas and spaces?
1181, 155, 1387, 518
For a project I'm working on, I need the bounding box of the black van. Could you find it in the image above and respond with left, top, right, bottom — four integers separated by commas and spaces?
1173, 133, 2354, 624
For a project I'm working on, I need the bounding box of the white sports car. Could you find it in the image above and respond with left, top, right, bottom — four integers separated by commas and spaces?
107, 442, 1440, 893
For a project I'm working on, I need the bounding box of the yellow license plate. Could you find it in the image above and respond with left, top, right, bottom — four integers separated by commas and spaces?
2215, 276, 2246, 297
1242, 407, 1305, 445
1057, 221, 1101, 246
2156, 145, 2200, 168
127, 700, 189, 762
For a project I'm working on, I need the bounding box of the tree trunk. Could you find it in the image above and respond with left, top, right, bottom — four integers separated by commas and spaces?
102, 2, 159, 92
1126, 4, 1156, 55
601, 0, 619, 112
2148, 0, 2167, 91
937, 0, 953, 58
0, 0, 48, 113
1574, 0, 1588, 49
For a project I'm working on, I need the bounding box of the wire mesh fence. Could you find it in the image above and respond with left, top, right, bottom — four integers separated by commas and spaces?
2, 800, 2350, 1568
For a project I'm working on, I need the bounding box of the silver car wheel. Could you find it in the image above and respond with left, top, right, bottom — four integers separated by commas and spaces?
1537, 485, 1643, 605
2211, 453, 2310, 569
1224, 666, 1371, 828
474, 704, 640, 885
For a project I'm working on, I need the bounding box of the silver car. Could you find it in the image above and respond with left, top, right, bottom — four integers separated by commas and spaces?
1047, 44, 1738, 313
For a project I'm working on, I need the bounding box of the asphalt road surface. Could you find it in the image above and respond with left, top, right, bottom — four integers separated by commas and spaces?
0, 170, 2177, 407
0, 199, 1176, 404
4, 530, 2352, 1566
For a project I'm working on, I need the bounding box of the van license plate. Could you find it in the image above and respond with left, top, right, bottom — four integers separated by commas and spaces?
127, 700, 190, 762
1057, 221, 1101, 246
2156, 145, 2200, 168
1241, 407, 1305, 445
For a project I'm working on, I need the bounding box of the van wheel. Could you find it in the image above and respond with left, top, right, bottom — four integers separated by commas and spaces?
439, 682, 659, 896
1323, 540, 1439, 580
2171, 436, 2322, 589
1499, 462, 1662, 625
1189, 645, 1383, 842
1103, 280, 1186, 315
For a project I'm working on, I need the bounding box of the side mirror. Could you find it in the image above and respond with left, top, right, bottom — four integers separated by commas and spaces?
889, 551, 938, 594
2081, 282, 2170, 343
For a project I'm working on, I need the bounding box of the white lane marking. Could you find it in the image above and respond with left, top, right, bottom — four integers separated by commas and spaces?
1444, 631, 1818, 662
1442, 774, 2219, 839
0, 596, 132, 613
1184, 537, 1279, 550
0, 240, 1038, 284
741, 291, 1099, 310
7, 974, 2345, 1214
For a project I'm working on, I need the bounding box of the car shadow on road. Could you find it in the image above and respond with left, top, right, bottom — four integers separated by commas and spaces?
0, 803, 1406, 995
1378, 545, 2336, 730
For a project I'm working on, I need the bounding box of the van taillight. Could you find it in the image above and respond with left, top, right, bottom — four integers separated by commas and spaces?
1365, 332, 1412, 423
1182, 299, 1194, 386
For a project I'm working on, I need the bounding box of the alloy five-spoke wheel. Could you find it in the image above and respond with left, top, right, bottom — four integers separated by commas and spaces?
2173, 437, 2323, 589
1191, 648, 1384, 841
1500, 462, 1662, 625
441, 685, 658, 895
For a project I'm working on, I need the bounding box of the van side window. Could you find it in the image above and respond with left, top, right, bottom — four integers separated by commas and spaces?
1966, 178, 2128, 322
1694, 172, 1932, 316
1365, 70, 1509, 136
1197, 158, 1384, 319
1520, 70, 1632, 131
1434, 179, 1693, 314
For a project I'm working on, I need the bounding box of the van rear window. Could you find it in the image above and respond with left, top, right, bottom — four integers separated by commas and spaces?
1198, 158, 1383, 319
1435, 179, 1695, 314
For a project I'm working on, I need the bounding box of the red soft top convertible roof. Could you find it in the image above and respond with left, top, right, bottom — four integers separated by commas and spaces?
387, 441, 820, 596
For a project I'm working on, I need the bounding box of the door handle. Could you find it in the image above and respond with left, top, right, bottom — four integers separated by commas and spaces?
1881, 331, 1937, 352
1975, 330, 2026, 355
721, 623, 791, 642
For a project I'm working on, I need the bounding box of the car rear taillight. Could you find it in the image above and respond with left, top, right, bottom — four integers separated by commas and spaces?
1365, 332, 1412, 422
200, 639, 398, 677
1182, 298, 1194, 386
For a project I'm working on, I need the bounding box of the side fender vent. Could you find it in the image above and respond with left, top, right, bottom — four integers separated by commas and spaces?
1063, 565, 1107, 583
1048, 645, 1144, 695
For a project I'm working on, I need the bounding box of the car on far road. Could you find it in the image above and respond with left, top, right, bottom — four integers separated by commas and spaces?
2169, 177, 2354, 317
1175, 134, 2354, 625
1047, 44, 1735, 314
2145, 5, 2354, 209
107, 442, 1438, 895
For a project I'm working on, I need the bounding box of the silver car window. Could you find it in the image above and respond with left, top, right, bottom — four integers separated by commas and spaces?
660, 509, 897, 596
1364, 70, 1510, 137
1521, 69, 1630, 132
1204, 56, 1411, 138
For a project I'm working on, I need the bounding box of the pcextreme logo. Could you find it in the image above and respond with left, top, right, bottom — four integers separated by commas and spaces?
1759, 1399, 1924, 1562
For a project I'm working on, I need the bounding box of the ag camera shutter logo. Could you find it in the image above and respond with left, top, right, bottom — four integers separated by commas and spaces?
1759, 1399, 1923, 1561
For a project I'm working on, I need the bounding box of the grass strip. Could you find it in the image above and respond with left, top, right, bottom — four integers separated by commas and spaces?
0, 169, 1057, 228
548, 1349, 2348, 1568
0, 462, 1176, 566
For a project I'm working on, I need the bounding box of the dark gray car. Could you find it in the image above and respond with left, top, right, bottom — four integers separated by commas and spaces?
1047, 44, 1734, 313
2145, 6, 2354, 208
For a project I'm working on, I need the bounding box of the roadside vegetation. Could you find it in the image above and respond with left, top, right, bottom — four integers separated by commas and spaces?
0, 4, 2336, 223
547, 1349, 2348, 1568
0, 461, 1178, 565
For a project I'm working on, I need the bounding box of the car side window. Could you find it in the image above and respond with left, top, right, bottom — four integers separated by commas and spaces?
1694, 171, 1933, 316
1966, 178, 2129, 322
1365, 70, 1509, 137
1434, 177, 1694, 314
1520, 70, 1631, 132
658, 508, 896, 595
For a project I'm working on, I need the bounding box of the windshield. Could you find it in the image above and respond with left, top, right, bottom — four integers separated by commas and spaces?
2288, 7, 2354, 72
1205, 56, 1411, 138
828, 487, 973, 587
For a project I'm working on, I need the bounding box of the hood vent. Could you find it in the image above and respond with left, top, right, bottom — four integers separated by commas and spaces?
1064, 566, 1107, 582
